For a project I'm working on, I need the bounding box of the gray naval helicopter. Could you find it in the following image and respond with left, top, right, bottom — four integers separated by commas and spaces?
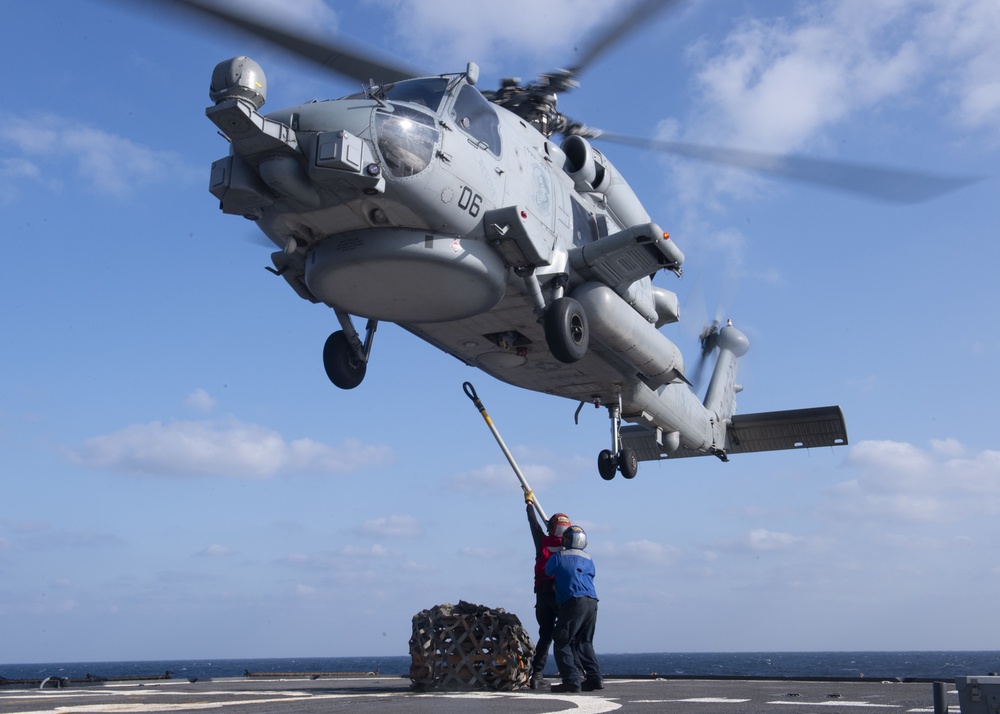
180, 0, 970, 480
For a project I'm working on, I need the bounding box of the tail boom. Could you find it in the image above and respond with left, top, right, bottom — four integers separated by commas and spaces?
703, 324, 750, 422
620, 405, 848, 461
617, 322, 848, 462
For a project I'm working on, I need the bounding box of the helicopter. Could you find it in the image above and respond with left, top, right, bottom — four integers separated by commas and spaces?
171, 0, 973, 480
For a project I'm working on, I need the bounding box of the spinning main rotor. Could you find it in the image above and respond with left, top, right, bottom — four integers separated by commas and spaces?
165, 0, 977, 204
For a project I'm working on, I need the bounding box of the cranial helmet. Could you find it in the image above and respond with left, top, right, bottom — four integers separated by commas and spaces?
548, 513, 571, 537
562, 525, 587, 550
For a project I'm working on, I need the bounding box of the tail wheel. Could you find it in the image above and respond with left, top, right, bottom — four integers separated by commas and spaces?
544, 297, 589, 363
323, 331, 366, 390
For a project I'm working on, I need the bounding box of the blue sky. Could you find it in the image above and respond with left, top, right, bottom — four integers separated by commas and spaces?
1, 0, 998, 664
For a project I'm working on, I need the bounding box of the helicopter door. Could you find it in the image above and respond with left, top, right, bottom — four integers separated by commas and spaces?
435, 84, 506, 216
451, 84, 502, 156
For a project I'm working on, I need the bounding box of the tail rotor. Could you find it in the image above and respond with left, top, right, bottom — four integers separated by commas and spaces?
687, 319, 717, 391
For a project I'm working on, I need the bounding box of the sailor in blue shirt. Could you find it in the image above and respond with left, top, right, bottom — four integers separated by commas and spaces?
544, 525, 603, 692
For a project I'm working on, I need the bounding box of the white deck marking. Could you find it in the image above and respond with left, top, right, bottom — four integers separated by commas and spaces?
632, 698, 751, 704
0, 688, 624, 714
0, 691, 396, 713
768, 700, 900, 708
438, 691, 622, 713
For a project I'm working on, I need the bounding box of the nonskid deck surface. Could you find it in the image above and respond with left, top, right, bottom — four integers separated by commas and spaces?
0, 674, 960, 714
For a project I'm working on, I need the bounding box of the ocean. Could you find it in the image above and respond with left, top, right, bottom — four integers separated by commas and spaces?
2, 652, 998, 683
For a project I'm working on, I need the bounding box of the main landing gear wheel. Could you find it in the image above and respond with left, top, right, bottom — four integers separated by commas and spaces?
598, 449, 617, 480
598, 448, 639, 480
323, 330, 366, 390
544, 297, 589, 363
618, 448, 638, 479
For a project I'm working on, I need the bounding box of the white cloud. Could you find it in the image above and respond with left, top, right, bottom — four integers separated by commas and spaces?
746, 529, 802, 551
198, 544, 233, 557
688, 2, 941, 152
702, 528, 832, 559
340, 543, 394, 558
401, 560, 440, 573
0, 158, 49, 204
844, 439, 933, 475
916, 0, 1000, 134
54, 599, 78, 614
294, 583, 319, 598
0, 112, 199, 199
669, 0, 1000, 206
184, 389, 218, 413
690, 226, 784, 285
358, 515, 422, 539
68, 418, 394, 478
830, 439, 1000, 523
376, 0, 620, 74
450, 461, 558, 495
594, 539, 681, 565
929, 437, 966, 458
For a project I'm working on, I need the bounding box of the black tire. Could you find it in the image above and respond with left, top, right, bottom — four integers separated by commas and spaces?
323, 331, 366, 390
619, 449, 639, 479
598, 449, 617, 480
544, 297, 589, 363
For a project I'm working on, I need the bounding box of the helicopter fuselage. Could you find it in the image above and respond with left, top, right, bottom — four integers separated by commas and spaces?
206, 59, 846, 477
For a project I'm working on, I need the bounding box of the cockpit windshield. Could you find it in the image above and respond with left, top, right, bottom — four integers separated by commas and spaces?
383, 78, 449, 112
375, 105, 440, 178
345, 77, 450, 113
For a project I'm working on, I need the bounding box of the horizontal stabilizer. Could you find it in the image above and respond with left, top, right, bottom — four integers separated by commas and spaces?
620, 406, 848, 461
727, 405, 848, 454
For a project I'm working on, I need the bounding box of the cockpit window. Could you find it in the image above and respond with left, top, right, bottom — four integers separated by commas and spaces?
344, 78, 449, 112
450, 84, 502, 155
383, 78, 449, 111
375, 105, 440, 178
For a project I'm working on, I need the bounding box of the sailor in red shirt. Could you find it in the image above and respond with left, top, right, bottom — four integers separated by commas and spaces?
526, 497, 571, 689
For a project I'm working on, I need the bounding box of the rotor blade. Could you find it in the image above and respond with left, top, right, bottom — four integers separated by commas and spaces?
564, 0, 678, 79
593, 132, 984, 204
168, 0, 422, 85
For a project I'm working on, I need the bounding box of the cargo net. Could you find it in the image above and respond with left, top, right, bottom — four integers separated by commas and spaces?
409, 601, 535, 691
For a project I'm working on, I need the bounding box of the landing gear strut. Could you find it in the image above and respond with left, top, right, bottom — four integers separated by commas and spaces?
323, 315, 377, 390
597, 397, 638, 480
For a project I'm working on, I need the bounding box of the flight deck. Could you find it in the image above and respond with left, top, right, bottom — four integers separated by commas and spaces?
0, 673, 963, 714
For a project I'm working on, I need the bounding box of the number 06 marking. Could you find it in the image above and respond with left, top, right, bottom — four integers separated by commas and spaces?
458, 186, 483, 217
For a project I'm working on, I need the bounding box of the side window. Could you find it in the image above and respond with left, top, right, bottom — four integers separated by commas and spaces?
570, 197, 599, 247
450, 84, 502, 155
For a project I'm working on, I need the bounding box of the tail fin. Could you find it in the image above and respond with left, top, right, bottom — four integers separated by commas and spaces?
703, 324, 750, 421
